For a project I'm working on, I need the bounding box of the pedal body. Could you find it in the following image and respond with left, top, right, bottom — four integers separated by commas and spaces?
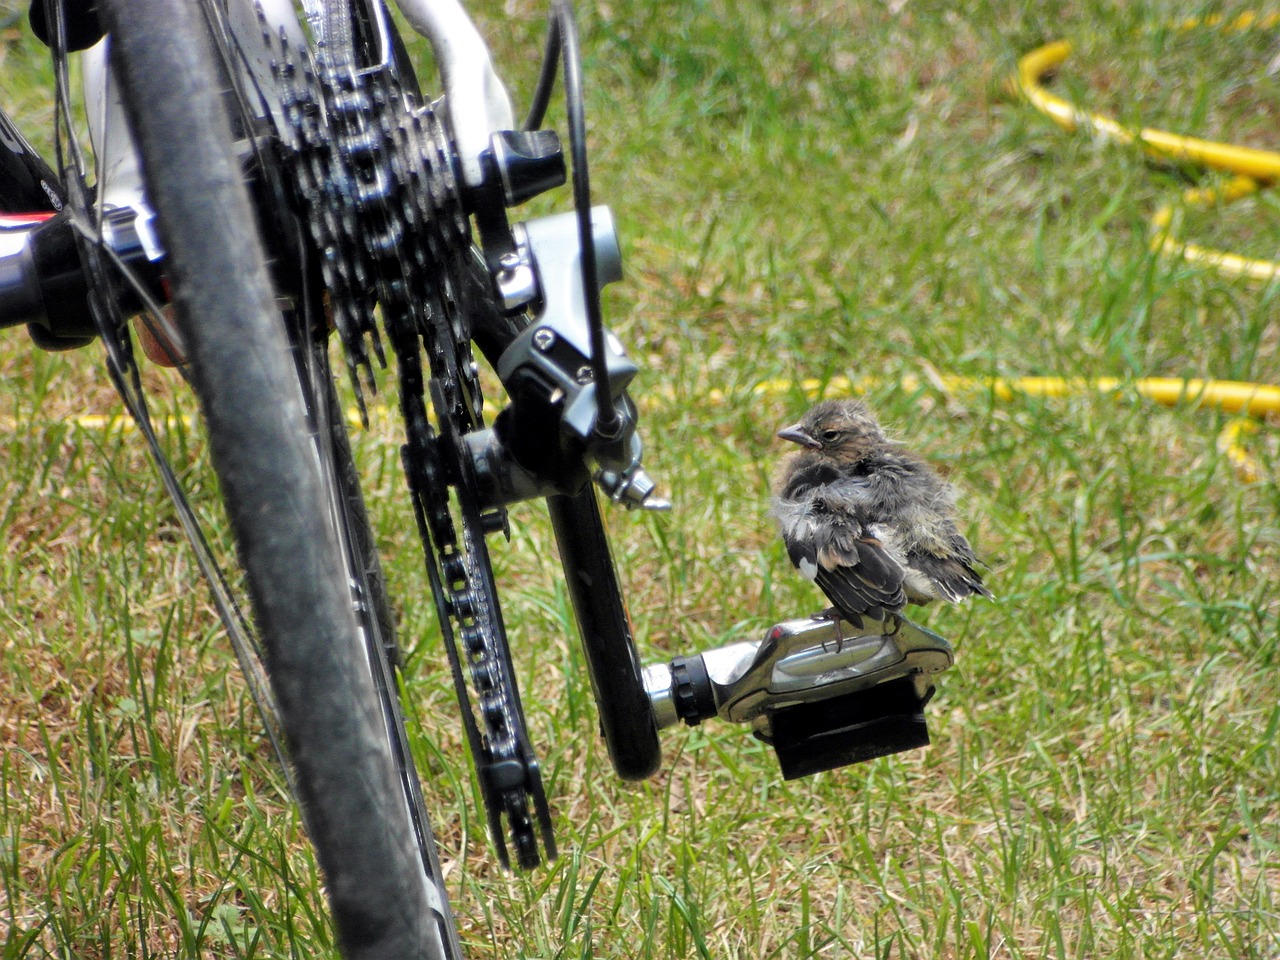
642, 615, 953, 778
767, 675, 931, 779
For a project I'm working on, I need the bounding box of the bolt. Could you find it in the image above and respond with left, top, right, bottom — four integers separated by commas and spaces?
497, 252, 521, 275
575, 365, 594, 384
533, 327, 556, 352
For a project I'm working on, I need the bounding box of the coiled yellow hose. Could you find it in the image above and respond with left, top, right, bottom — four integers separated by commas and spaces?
1014, 36, 1280, 281
736, 373, 1273, 482
1008, 26, 1278, 479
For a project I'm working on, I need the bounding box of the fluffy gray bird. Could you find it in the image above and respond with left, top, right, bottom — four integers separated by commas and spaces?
772, 399, 991, 627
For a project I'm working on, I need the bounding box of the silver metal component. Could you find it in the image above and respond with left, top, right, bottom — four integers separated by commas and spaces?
594, 462, 671, 512
642, 662, 678, 729
532, 327, 556, 352
394, 0, 515, 188
101, 204, 164, 263
496, 209, 638, 453
522, 206, 623, 322
130, 206, 163, 263
0, 224, 42, 326
494, 230, 537, 312
645, 615, 954, 730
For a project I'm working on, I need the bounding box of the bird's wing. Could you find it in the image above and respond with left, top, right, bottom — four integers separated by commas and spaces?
903, 538, 993, 603
775, 498, 907, 621
814, 539, 908, 622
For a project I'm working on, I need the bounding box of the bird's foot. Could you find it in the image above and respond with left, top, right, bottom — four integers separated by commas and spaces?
819, 606, 869, 652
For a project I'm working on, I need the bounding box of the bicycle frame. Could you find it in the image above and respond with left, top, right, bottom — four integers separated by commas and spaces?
1, 0, 958, 861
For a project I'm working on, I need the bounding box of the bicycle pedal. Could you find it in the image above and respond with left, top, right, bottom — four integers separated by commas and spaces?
644, 613, 953, 728
760, 676, 933, 780
642, 614, 954, 778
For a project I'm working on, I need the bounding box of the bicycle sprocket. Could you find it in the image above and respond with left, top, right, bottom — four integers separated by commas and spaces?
257, 5, 555, 869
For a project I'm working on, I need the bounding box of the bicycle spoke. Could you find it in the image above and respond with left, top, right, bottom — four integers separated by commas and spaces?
43, 0, 293, 783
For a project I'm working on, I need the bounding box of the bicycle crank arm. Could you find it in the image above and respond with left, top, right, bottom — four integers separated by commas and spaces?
642, 615, 955, 779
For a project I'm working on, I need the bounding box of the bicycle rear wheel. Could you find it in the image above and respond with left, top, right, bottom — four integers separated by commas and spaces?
90, 1, 461, 956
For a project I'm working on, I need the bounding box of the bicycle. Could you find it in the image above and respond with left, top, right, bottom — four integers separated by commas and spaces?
1, 1, 959, 956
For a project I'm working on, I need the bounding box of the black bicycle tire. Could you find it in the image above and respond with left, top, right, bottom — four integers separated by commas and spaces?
97, 1, 458, 957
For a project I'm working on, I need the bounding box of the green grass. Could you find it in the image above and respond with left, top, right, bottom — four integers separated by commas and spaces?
2, 0, 1279, 957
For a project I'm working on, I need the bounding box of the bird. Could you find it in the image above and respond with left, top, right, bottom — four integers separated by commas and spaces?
772, 398, 991, 629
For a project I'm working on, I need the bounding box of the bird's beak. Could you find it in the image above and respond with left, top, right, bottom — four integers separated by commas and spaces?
777, 424, 821, 449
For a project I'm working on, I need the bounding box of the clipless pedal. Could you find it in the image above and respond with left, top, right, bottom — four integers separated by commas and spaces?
642, 615, 954, 778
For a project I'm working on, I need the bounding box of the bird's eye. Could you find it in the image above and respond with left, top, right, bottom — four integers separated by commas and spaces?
821, 429, 841, 442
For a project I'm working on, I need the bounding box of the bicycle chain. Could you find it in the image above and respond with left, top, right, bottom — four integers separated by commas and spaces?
258, 10, 554, 869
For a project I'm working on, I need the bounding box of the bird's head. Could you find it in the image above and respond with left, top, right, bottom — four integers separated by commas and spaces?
777, 399, 886, 464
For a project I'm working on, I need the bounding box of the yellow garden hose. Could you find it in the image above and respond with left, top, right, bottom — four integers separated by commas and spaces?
1015, 39, 1280, 182
1148, 175, 1280, 281
738, 372, 1280, 417
1014, 36, 1280, 281
1006, 25, 1278, 480
735, 374, 1274, 482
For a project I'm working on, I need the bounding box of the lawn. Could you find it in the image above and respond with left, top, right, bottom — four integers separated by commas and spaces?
1, 0, 1277, 957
